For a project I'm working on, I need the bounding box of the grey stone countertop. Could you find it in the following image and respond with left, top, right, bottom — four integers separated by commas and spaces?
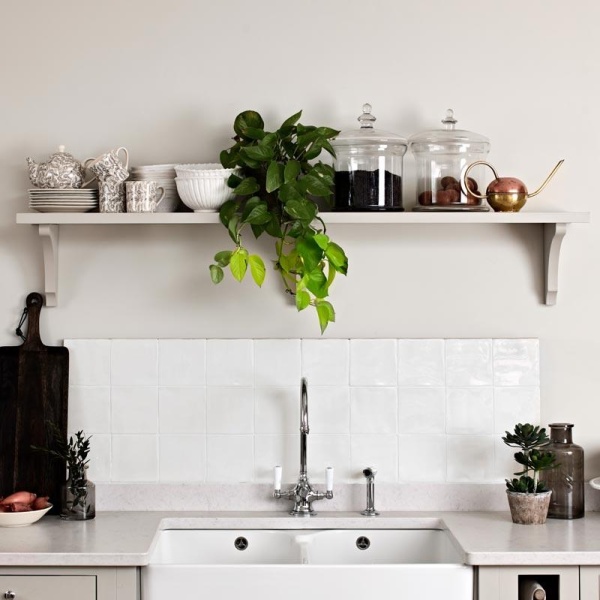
1, 511, 600, 567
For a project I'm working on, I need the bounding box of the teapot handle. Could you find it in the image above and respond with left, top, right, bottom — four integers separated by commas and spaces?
461, 161, 499, 200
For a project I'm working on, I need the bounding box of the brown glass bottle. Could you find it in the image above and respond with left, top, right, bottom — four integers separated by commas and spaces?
540, 423, 584, 519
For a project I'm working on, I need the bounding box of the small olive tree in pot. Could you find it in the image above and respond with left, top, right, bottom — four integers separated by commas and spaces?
502, 423, 558, 525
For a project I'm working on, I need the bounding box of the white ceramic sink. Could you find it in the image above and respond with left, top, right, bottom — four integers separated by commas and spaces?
142, 529, 473, 600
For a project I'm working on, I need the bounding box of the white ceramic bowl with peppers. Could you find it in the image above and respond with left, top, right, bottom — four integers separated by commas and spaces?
0, 491, 52, 527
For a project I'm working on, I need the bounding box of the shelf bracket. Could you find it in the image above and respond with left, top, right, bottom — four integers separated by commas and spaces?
543, 222, 568, 305
38, 224, 59, 307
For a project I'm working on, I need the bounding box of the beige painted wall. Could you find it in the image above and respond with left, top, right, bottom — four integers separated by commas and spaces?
2, 2, 599, 471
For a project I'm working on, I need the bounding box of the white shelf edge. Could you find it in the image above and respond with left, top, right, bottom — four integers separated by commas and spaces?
15, 211, 590, 307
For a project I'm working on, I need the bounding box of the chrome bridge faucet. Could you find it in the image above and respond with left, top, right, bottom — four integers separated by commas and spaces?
361, 467, 379, 516
273, 377, 334, 516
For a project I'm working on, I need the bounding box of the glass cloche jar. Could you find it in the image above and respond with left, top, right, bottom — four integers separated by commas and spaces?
332, 103, 407, 211
408, 109, 490, 211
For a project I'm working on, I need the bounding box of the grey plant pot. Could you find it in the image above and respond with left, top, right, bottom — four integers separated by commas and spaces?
506, 490, 552, 525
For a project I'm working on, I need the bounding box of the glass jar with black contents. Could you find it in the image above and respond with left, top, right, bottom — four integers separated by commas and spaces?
332, 103, 407, 211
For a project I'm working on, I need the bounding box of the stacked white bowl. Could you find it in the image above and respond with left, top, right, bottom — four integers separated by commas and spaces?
128, 164, 184, 212
174, 163, 240, 212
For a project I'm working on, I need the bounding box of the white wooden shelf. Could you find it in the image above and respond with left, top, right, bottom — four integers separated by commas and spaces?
16, 210, 590, 307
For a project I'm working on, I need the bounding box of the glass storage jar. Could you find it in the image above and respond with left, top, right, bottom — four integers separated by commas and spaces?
332, 103, 407, 211
409, 109, 490, 211
539, 423, 584, 519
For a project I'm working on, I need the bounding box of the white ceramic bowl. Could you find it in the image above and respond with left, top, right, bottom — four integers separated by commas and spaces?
175, 176, 235, 212
0, 504, 52, 527
174, 163, 235, 178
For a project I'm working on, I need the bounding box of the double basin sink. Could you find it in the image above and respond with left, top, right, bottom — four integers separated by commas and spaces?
142, 528, 473, 600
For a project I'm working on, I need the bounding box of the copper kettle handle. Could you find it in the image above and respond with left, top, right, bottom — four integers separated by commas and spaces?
461, 161, 499, 200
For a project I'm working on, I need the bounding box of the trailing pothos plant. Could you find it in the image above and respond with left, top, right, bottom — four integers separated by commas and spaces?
210, 110, 348, 333
502, 423, 558, 494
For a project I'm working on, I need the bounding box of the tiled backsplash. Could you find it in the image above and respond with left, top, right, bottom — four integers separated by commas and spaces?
65, 338, 539, 487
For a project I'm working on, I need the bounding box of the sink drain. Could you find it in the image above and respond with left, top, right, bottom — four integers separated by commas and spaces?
356, 536, 370, 550
234, 536, 249, 551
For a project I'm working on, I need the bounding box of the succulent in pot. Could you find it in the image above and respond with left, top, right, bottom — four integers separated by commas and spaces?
502, 423, 558, 525
212, 110, 348, 333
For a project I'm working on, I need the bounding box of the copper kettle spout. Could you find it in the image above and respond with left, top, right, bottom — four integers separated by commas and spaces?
528, 159, 564, 198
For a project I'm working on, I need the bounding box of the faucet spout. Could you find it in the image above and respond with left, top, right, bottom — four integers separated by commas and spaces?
300, 377, 309, 477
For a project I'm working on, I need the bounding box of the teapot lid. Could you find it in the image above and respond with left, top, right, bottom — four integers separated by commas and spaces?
332, 103, 408, 149
408, 109, 490, 151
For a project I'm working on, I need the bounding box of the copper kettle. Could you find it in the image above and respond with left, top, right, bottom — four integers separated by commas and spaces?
462, 160, 564, 212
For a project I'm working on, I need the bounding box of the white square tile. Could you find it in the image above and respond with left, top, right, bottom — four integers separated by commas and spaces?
493, 339, 540, 386
111, 386, 158, 434
68, 386, 111, 433
254, 387, 297, 434
65, 339, 110, 386
255, 340, 301, 386
350, 387, 398, 434
254, 434, 298, 484
310, 386, 350, 434
494, 387, 540, 434
86, 433, 110, 483
446, 339, 493, 386
309, 434, 352, 483
446, 387, 494, 434
206, 435, 254, 482
351, 435, 398, 482
398, 387, 445, 434
397, 339, 445, 386
111, 435, 158, 482
207, 387, 254, 434
159, 387, 206, 434
302, 339, 349, 385
398, 435, 446, 482
206, 340, 254, 386
494, 437, 518, 483
350, 339, 397, 386
159, 340, 206, 386
111, 340, 158, 386
159, 435, 206, 482
446, 435, 495, 482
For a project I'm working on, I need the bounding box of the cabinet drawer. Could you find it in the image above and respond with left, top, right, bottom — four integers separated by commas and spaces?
0, 575, 95, 600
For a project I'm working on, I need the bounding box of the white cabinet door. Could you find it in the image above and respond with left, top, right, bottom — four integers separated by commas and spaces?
580, 566, 600, 600
478, 566, 579, 600
0, 575, 96, 600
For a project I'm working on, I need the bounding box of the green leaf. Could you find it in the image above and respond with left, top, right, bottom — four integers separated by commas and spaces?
325, 242, 348, 275
297, 237, 324, 273
316, 301, 333, 333
260, 132, 278, 148
284, 199, 317, 222
305, 268, 328, 298
241, 196, 262, 220
316, 127, 340, 139
251, 224, 265, 239
281, 110, 303, 129
233, 111, 265, 139
265, 213, 283, 238
284, 160, 301, 183
266, 161, 284, 193
278, 182, 304, 203
219, 199, 238, 227
296, 290, 310, 311
209, 264, 224, 284
313, 233, 329, 250
220, 149, 238, 169
233, 177, 260, 196
248, 255, 266, 287
214, 250, 232, 267
241, 144, 274, 162
230, 250, 248, 282
244, 202, 271, 225
304, 141, 323, 161
227, 173, 243, 189
317, 299, 335, 321
227, 215, 240, 244
303, 174, 332, 197
279, 249, 299, 274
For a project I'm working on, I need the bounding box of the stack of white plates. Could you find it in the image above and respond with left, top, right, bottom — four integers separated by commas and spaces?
128, 164, 184, 212
28, 188, 98, 213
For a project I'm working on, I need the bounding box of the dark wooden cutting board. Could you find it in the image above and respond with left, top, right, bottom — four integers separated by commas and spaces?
0, 293, 68, 514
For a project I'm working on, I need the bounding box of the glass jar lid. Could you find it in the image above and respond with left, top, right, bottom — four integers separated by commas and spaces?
332, 103, 408, 149
408, 109, 490, 153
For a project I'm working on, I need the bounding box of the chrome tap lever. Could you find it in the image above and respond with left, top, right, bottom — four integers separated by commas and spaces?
361, 466, 379, 516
